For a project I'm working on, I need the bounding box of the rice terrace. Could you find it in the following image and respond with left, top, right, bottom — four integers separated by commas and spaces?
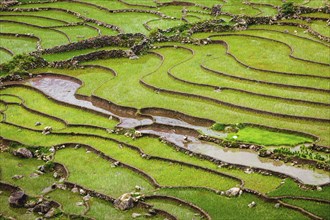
0, 0, 330, 219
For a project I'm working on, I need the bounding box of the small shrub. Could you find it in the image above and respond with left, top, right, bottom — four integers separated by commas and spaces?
212, 123, 226, 131
0, 54, 37, 76
282, 2, 295, 15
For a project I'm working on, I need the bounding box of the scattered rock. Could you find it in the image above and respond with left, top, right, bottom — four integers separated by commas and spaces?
114, 193, 135, 211
42, 126, 52, 135
12, 175, 24, 180
316, 186, 322, 191
129, 55, 139, 60
71, 187, 79, 193
244, 168, 253, 174
38, 165, 45, 173
132, 213, 142, 218
259, 149, 272, 157
36, 170, 45, 175
76, 201, 84, 206
32, 201, 53, 214
83, 194, 91, 201
135, 185, 142, 191
35, 122, 42, 126
225, 187, 242, 197
134, 130, 142, 138
41, 184, 56, 194
53, 172, 58, 178
248, 201, 256, 208
274, 203, 281, 208
79, 189, 86, 195
8, 191, 28, 208
13, 148, 33, 158
113, 161, 120, 167
25, 200, 37, 208
44, 207, 56, 218
148, 208, 157, 215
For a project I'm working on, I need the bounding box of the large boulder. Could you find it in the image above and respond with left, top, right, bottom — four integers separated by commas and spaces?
225, 187, 242, 197
8, 191, 28, 208
13, 148, 33, 158
114, 193, 135, 211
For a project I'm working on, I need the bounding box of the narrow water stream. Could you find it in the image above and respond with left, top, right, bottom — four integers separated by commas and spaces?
28, 75, 329, 185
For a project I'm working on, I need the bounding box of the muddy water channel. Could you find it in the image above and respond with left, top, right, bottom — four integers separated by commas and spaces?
28, 75, 329, 186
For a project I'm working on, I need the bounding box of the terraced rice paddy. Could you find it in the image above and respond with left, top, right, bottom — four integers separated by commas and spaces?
0, 0, 329, 219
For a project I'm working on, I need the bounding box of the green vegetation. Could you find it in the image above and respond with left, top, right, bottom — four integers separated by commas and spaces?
0, 54, 37, 76
283, 199, 330, 220
1, 0, 329, 219
273, 146, 329, 162
226, 126, 314, 146
268, 179, 330, 200
282, 2, 296, 16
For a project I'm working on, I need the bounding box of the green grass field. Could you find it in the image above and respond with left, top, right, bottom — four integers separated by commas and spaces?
1, 0, 329, 219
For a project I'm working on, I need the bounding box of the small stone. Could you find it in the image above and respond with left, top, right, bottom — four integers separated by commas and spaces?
71, 187, 78, 193
129, 55, 139, 60
132, 213, 141, 218
83, 194, 91, 201
38, 165, 45, 173
244, 168, 253, 174
53, 172, 58, 178
248, 201, 256, 208
44, 207, 56, 218
35, 122, 42, 126
112, 161, 120, 167
316, 186, 322, 191
148, 208, 157, 215
41, 185, 55, 194
274, 203, 280, 208
76, 201, 84, 206
13, 148, 33, 158
58, 177, 65, 183
79, 189, 86, 195
12, 175, 24, 180
135, 185, 142, 191
42, 126, 52, 135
